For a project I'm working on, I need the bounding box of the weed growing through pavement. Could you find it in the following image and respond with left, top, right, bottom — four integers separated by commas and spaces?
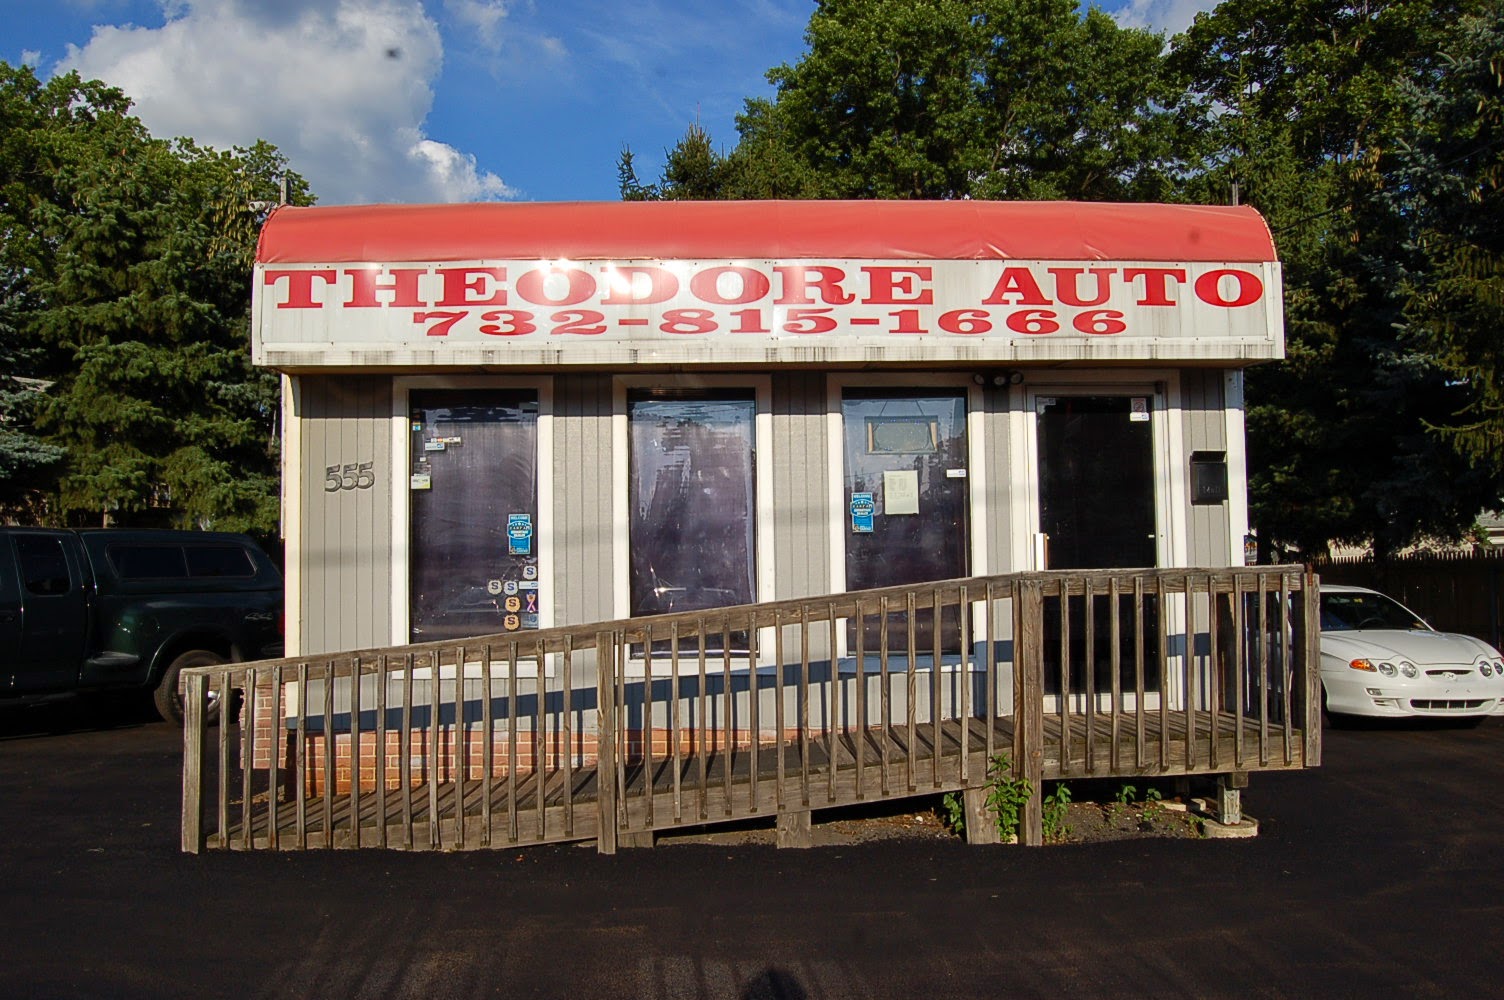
938, 754, 1035, 842
940, 791, 966, 836
1142, 786, 1165, 823
984, 753, 1035, 842
1042, 782, 1072, 842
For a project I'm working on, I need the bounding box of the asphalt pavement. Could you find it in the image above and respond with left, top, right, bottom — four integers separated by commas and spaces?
2, 699, 1501, 999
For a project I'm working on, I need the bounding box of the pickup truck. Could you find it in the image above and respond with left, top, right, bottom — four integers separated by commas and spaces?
0, 528, 283, 724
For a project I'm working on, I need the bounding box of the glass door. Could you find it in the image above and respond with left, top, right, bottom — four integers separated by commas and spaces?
627, 389, 757, 653
409, 390, 539, 642
842, 389, 969, 655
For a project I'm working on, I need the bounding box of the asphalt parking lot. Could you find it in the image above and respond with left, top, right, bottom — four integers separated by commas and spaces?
2, 700, 1501, 1000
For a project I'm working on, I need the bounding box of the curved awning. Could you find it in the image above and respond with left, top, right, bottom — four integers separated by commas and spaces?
257, 200, 1277, 265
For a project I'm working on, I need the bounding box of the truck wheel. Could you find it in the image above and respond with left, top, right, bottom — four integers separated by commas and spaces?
154, 650, 228, 727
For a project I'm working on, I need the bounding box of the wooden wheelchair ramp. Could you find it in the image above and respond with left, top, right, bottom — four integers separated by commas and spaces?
183, 567, 1320, 852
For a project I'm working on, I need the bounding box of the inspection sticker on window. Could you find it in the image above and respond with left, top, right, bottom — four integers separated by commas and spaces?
507, 513, 533, 555
1130, 398, 1150, 422
850, 492, 875, 533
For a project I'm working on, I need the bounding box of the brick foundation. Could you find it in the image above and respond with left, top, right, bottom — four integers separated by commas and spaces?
249, 678, 808, 796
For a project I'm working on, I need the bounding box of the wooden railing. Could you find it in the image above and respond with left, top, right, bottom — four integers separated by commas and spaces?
181, 565, 1320, 853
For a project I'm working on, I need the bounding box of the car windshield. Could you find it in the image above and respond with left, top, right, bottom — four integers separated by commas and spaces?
1320, 591, 1428, 632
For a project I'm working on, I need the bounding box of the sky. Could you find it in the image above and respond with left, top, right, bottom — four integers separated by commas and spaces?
2, 0, 1218, 205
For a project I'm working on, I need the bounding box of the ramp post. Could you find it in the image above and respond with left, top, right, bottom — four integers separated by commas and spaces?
181, 671, 208, 853
596, 631, 618, 855
1301, 570, 1323, 767
962, 786, 999, 845
776, 809, 813, 849
1013, 580, 1045, 847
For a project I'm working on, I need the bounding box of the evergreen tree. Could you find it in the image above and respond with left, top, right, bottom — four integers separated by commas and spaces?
1395, 11, 1504, 470
0, 289, 64, 517
0, 62, 310, 536
1169, 0, 1502, 556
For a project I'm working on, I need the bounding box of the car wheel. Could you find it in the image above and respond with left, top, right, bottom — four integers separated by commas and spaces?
154, 650, 228, 727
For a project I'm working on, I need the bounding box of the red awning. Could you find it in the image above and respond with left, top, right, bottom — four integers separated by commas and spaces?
256, 200, 1277, 265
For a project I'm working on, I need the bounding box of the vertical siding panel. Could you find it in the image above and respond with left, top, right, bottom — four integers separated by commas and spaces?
1181, 370, 1230, 568
555, 375, 614, 628
984, 385, 1012, 574
298, 376, 393, 653
772, 373, 829, 601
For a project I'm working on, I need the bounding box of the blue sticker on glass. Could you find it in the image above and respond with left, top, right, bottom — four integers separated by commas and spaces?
507, 513, 533, 555
850, 492, 875, 533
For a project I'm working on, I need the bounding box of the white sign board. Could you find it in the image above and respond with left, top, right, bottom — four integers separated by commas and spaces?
253, 258, 1284, 368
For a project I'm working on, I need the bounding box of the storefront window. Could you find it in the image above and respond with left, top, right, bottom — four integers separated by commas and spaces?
409, 390, 539, 642
628, 390, 756, 649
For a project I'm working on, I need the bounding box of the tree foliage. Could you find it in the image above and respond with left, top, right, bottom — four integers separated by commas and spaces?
622, 0, 1176, 202
621, 0, 1504, 557
1170, 0, 1502, 556
1396, 11, 1504, 469
0, 62, 310, 537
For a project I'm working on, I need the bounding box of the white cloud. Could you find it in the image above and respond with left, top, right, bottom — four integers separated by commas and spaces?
20, 49, 41, 66
1112, 0, 1220, 35
443, 0, 510, 49
58, 0, 514, 204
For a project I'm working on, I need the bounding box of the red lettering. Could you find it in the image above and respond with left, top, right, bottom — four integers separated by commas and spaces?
773, 265, 855, 305
601, 265, 679, 305
982, 267, 1051, 306
344, 267, 426, 308
262, 268, 337, 309
1122, 267, 1187, 306
1049, 267, 1115, 307
435, 266, 508, 306
1194, 269, 1263, 308
690, 266, 771, 305
862, 266, 933, 305
514, 266, 596, 306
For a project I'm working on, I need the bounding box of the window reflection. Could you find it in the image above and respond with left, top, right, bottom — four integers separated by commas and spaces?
629, 391, 756, 652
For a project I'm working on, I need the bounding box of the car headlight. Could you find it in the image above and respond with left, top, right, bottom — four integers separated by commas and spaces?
1378, 661, 1397, 677
1400, 661, 1418, 678
1483, 662, 1495, 678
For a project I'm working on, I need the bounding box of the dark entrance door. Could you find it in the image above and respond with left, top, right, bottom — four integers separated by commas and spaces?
843, 389, 969, 654
1037, 395, 1156, 570
409, 390, 540, 643
1036, 395, 1159, 697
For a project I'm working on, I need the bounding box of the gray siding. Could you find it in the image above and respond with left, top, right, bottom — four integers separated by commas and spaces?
553, 375, 615, 627
295, 375, 393, 654
771, 374, 831, 600
982, 384, 1015, 574
1180, 369, 1232, 567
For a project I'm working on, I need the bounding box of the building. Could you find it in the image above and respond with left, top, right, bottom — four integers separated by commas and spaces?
251, 200, 1282, 660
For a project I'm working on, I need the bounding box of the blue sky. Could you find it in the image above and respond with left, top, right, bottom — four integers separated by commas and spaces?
2, 0, 1215, 205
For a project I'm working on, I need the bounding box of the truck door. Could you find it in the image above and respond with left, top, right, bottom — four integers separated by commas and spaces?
7, 532, 89, 694
0, 536, 21, 692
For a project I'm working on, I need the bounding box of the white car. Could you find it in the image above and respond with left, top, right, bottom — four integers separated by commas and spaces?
1320, 585, 1504, 721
